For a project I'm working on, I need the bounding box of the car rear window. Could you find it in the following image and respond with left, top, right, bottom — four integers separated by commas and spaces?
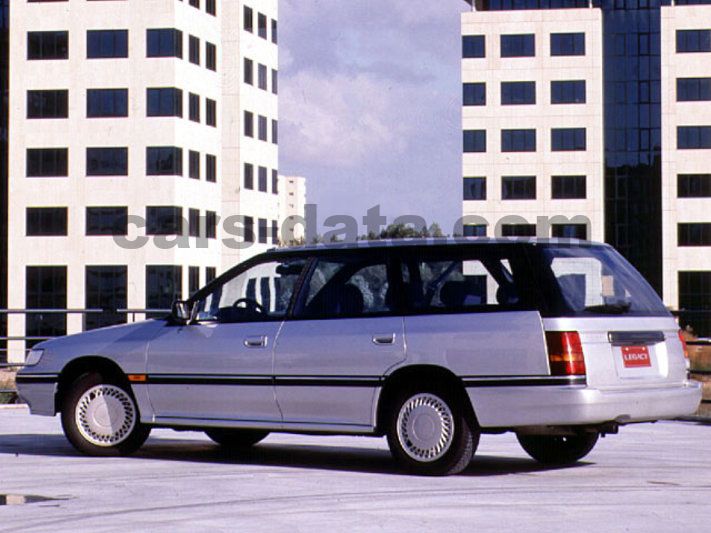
535, 245, 670, 317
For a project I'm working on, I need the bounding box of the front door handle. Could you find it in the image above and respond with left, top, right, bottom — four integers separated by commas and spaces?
244, 335, 267, 348
372, 333, 396, 346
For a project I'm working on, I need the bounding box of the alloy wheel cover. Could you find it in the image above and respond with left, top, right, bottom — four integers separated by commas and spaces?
397, 393, 455, 463
75, 384, 136, 447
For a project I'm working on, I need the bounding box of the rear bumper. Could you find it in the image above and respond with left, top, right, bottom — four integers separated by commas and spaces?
468, 380, 703, 428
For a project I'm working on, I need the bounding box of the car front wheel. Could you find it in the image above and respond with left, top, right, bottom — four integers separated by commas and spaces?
516, 432, 599, 465
387, 389, 478, 476
61, 372, 150, 456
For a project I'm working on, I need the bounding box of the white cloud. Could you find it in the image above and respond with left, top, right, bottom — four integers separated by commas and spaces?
280, 71, 410, 168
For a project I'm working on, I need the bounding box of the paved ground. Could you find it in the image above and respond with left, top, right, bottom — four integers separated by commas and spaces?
0, 407, 710, 532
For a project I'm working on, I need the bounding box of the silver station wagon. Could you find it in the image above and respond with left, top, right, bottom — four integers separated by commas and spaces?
17, 239, 702, 475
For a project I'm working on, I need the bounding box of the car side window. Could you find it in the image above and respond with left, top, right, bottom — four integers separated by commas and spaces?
194, 258, 307, 323
296, 256, 393, 319
402, 249, 527, 313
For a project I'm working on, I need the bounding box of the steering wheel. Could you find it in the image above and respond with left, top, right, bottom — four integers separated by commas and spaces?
232, 298, 265, 315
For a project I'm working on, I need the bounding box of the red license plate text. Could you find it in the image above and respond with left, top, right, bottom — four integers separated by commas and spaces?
621, 346, 651, 368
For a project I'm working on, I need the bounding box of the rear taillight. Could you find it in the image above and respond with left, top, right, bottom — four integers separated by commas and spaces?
678, 330, 690, 360
546, 331, 586, 376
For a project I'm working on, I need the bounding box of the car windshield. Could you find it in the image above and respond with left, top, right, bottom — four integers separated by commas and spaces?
536, 245, 670, 317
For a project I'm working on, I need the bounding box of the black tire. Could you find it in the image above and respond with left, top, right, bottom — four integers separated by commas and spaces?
516, 432, 599, 465
61, 371, 150, 456
205, 428, 270, 449
386, 388, 479, 476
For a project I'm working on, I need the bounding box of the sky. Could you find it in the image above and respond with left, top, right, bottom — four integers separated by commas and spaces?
279, 0, 469, 237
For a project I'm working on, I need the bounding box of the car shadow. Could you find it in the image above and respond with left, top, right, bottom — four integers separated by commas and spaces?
0, 433, 589, 477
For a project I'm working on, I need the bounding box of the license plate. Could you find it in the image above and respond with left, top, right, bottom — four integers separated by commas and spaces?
621, 345, 651, 368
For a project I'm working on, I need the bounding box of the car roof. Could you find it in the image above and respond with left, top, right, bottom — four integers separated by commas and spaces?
266, 237, 608, 255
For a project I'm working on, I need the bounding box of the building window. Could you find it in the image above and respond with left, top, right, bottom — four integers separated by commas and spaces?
244, 163, 254, 189
206, 42, 216, 71
272, 19, 278, 44
552, 224, 587, 239
244, 58, 254, 85
146, 265, 182, 317
206, 154, 217, 183
146, 147, 183, 176
189, 93, 200, 122
206, 0, 216, 16
26, 266, 67, 345
244, 6, 254, 32
86, 206, 128, 235
550, 32, 585, 56
258, 218, 268, 243
206, 267, 217, 283
272, 69, 278, 94
271, 220, 279, 244
189, 150, 200, 179
677, 78, 711, 102
463, 225, 486, 237
272, 170, 279, 195
87, 30, 128, 59
463, 177, 486, 200
551, 80, 586, 104
147, 87, 182, 117
147, 206, 183, 235
244, 111, 254, 137
87, 88, 128, 118
86, 147, 128, 176
258, 13, 268, 39
258, 63, 268, 90
501, 224, 536, 237
272, 119, 278, 144
258, 115, 268, 141
188, 208, 200, 237
552, 175, 586, 199
500, 34, 535, 58
147, 28, 183, 58
189, 266, 200, 297
501, 129, 536, 152
679, 272, 711, 336
676, 30, 711, 53
679, 223, 711, 246
206, 98, 216, 127
26, 148, 68, 177
189, 35, 200, 65
463, 130, 486, 153
26, 207, 67, 236
258, 166, 268, 192
85, 266, 128, 330
678, 126, 711, 149
27, 31, 68, 60
462, 35, 485, 58
678, 174, 711, 198
189, 0, 200, 9
501, 81, 536, 105
27, 90, 68, 119
206, 211, 217, 239
243, 216, 255, 242
463, 83, 485, 106
502, 176, 536, 200
551, 128, 586, 151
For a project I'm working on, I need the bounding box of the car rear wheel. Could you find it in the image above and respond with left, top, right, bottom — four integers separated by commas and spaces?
516, 432, 599, 465
205, 428, 270, 449
61, 372, 150, 456
386, 389, 478, 476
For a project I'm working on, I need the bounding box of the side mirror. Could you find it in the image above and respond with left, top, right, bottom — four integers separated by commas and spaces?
171, 300, 193, 324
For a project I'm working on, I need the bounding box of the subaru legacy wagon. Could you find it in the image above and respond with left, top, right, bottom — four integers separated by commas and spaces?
17, 239, 701, 475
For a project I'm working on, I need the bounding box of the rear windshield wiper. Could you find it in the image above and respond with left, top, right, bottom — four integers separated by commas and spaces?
583, 302, 632, 315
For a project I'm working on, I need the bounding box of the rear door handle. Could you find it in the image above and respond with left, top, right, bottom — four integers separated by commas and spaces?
244, 335, 267, 348
372, 333, 396, 345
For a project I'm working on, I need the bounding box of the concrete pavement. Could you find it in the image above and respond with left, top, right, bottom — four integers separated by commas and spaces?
0, 407, 710, 532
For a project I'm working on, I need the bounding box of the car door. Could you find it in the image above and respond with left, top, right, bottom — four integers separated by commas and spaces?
146, 256, 308, 424
273, 251, 406, 429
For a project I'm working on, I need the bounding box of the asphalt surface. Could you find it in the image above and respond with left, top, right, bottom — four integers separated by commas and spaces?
0, 406, 709, 532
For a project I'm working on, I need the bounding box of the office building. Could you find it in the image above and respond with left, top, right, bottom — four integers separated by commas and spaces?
6, 0, 280, 362
461, 0, 711, 334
